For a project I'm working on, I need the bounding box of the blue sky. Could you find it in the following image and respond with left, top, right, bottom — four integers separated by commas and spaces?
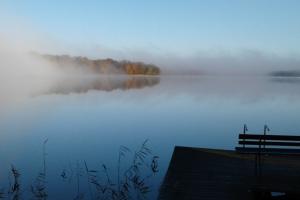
1, 0, 300, 56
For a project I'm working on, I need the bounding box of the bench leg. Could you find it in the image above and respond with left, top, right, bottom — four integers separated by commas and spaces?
254, 154, 258, 176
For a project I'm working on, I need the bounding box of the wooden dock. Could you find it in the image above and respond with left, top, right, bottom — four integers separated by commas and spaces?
158, 146, 300, 200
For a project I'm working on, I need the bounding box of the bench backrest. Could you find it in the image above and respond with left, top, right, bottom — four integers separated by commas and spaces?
236, 133, 300, 154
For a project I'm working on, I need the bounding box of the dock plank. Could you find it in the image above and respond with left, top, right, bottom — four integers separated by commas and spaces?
158, 146, 300, 200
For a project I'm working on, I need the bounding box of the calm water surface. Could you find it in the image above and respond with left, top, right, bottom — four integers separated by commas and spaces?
0, 75, 300, 199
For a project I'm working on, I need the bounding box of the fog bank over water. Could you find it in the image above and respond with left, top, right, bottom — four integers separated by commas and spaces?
0, 34, 60, 109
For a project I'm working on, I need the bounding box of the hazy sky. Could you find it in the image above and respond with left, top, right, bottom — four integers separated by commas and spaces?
1, 0, 300, 56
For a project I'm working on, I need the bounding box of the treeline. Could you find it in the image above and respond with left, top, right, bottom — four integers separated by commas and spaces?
270, 70, 300, 77
42, 54, 160, 75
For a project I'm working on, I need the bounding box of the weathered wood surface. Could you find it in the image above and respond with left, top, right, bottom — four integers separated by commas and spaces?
158, 146, 300, 200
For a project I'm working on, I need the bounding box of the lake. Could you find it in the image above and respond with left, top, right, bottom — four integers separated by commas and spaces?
0, 75, 300, 199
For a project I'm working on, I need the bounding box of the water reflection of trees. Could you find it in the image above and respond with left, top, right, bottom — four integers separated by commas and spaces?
270, 77, 300, 84
46, 76, 160, 94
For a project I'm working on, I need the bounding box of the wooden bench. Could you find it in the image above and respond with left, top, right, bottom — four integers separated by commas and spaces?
236, 132, 300, 177
236, 134, 300, 155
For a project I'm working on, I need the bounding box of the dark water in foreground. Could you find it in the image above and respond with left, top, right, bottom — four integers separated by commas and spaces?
0, 75, 300, 199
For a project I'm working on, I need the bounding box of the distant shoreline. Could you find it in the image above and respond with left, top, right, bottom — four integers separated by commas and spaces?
269, 70, 300, 77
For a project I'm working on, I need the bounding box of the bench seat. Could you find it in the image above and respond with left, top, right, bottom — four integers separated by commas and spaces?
236, 147, 300, 155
